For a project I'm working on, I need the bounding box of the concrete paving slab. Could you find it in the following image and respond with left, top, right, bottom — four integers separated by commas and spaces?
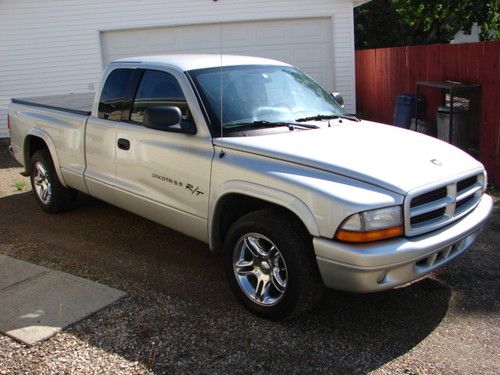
0, 255, 127, 345
0, 254, 50, 291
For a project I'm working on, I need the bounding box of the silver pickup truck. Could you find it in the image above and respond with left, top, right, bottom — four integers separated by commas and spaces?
8, 55, 493, 320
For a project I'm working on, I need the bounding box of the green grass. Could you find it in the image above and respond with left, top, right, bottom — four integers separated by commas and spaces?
11, 181, 26, 191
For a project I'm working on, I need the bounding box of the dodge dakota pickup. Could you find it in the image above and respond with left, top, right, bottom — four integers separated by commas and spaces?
8, 55, 492, 320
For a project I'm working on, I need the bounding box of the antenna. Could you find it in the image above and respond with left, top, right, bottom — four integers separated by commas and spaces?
219, 22, 224, 145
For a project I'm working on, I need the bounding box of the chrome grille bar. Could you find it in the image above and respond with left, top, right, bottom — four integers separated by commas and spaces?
404, 171, 484, 236
410, 197, 453, 217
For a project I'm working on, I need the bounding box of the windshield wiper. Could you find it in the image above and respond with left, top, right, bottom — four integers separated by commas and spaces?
223, 120, 319, 132
339, 114, 361, 122
296, 114, 360, 122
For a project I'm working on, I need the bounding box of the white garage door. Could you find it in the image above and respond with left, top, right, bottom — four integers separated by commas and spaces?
101, 18, 334, 92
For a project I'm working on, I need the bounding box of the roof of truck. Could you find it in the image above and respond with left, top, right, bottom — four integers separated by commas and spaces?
112, 54, 291, 71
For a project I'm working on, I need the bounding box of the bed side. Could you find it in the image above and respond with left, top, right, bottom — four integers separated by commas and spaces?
8, 96, 92, 193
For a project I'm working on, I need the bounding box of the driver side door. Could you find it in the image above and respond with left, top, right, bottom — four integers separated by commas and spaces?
112, 69, 214, 241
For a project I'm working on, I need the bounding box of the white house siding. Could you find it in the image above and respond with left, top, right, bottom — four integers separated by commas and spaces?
0, 0, 356, 138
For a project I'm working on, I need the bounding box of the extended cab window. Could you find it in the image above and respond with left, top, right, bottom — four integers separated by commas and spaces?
98, 68, 134, 121
130, 70, 189, 124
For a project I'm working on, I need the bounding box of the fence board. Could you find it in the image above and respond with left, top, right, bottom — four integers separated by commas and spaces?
355, 41, 500, 185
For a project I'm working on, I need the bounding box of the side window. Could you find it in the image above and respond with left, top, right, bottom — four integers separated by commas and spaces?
130, 70, 189, 124
98, 68, 134, 120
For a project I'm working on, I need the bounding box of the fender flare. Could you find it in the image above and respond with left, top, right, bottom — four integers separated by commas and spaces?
209, 180, 320, 251
23, 127, 68, 187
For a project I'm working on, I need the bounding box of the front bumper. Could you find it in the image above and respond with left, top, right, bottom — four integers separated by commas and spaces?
314, 194, 493, 292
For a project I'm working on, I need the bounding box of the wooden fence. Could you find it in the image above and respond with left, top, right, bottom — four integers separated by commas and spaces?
355, 41, 499, 185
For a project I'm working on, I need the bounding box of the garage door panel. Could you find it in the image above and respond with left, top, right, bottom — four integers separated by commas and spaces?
179, 26, 219, 46
138, 29, 176, 46
220, 22, 265, 42
292, 19, 331, 42
101, 17, 333, 91
220, 20, 294, 45
224, 46, 293, 66
254, 23, 292, 43
294, 47, 331, 65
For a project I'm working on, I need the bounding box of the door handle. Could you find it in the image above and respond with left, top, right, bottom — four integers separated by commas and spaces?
117, 138, 130, 150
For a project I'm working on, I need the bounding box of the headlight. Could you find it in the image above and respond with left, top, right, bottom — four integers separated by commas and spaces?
335, 206, 403, 243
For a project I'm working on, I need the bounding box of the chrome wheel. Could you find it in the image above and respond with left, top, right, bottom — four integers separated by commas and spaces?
233, 233, 288, 306
33, 162, 52, 204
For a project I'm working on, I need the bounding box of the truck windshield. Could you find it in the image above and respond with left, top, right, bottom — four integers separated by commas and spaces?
188, 65, 346, 136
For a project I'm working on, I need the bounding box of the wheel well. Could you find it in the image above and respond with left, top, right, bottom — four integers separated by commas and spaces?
24, 136, 49, 173
211, 193, 310, 252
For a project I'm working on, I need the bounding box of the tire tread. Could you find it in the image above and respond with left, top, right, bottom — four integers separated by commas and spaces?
223, 208, 324, 320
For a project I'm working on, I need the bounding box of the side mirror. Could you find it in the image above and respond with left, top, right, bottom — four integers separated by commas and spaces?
331, 92, 344, 108
143, 106, 196, 134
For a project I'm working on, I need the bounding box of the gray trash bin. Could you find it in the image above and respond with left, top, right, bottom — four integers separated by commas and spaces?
436, 106, 470, 148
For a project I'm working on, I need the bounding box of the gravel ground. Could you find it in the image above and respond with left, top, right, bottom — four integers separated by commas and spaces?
0, 139, 498, 374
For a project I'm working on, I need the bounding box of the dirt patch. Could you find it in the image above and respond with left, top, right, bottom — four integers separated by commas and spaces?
0, 139, 30, 197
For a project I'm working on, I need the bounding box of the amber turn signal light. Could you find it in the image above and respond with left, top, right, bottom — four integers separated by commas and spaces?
335, 226, 404, 243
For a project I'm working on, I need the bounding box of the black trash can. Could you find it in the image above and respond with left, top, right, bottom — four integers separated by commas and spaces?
393, 94, 423, 129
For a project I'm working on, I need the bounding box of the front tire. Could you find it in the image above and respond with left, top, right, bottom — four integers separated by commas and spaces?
30, 150, 77, 213
223, 209, 324, 320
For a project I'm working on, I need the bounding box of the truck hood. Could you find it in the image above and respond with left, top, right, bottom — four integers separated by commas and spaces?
215, 121, 484, 194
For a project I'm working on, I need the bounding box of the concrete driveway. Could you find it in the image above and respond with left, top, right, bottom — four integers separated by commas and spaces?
0, 254, 126, 345
0, 140, 498, 374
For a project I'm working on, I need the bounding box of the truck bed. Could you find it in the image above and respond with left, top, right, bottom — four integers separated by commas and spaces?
11, 92, 95, 116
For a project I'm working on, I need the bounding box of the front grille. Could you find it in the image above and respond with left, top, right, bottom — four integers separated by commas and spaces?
410, 187, 447, 208
457, 175, 477, 192
456, 194, 475, 211
405, 173, 484, 236
411, 207, 446, 226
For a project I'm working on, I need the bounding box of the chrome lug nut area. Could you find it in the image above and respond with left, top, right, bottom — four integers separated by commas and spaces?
233, 233, 288, 306
33, 162, 52, 204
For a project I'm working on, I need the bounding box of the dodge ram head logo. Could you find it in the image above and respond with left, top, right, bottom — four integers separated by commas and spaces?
430, 159, 442, 166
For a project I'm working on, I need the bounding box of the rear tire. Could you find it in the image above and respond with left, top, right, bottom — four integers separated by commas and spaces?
30, 150, 77, 213
222, 208, 324, 320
